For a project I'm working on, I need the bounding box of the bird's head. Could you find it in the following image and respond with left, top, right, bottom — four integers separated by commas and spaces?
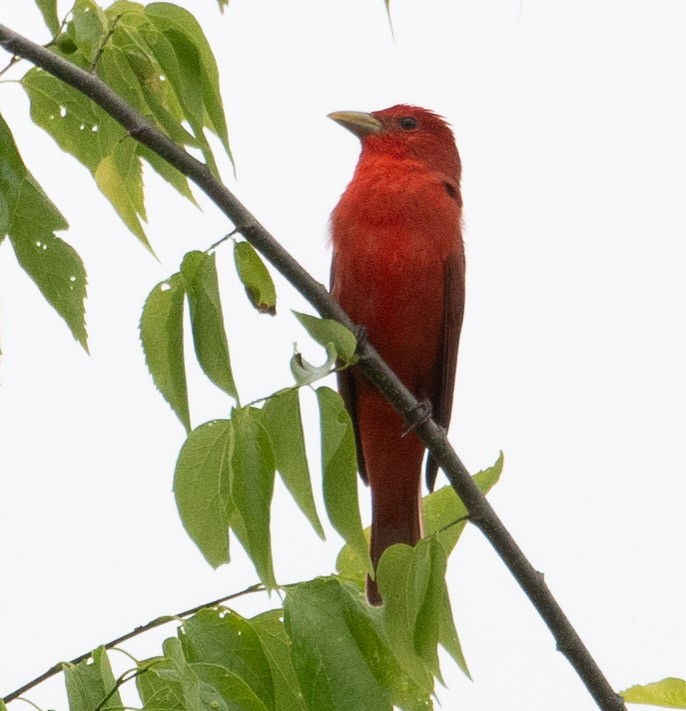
328, 104, 461, 181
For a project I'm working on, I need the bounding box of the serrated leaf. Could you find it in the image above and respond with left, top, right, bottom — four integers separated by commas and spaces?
234, 241, 277, 315
22, 2, 209, 247
262, 390, 324, 539
181, 250, 238, 401
230, 407, 277, 588
317, 387, 371, 575
35, 0, 60, 34
64, 646, 123, 711
621, 678, 686, 708
180, 608, 274, 711
140, 273, 189, 431
0, 113, 88, 349
290, 344, 337, 387
146, 2, 231, 173
251, 610, 306, 711
174, 420, 232, 568
293, 311, 357, 365
284, 578, 391, 711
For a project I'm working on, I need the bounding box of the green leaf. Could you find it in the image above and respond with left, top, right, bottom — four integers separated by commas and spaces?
155, 638, 205, 711
262, 390, 325, 539
284, 578, 391, 711
22, 1, 217, 247
251, 610, 306, 711
180, 251, 238, 401
94, 137, 152, 252
290, 343, 338, 387
437, 582, 470, 679
376, 540, 444, 690
146, 2, 232, 173
181, 608, 274, 711
194, 663, 269, 711
336, 453, 504, 585
23, 65, 121, 173
35, 0, 61, 34
621, 678, 686, 708
234, 241, 277, 315
64, 646, 123, 711
137, 657, 185, 711
140, 273, 190, 431
230, 407, 277, 588
335, 581, 432, 711
174, 420, 232, 568
317, 387, 371, 575
423, 451, 504, 554
70, 0, 108, 64
293, 311, 357, 365
0, 113, 87, 349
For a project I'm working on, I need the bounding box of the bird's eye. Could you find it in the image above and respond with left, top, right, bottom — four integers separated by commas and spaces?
399, 116, 418, 131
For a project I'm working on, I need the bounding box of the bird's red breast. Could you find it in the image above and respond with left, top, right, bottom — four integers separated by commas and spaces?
329, 105, 465, 604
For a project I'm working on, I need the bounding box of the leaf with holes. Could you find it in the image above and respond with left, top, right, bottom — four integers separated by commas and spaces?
64, 647, 123, 711
0, 114, 87, 349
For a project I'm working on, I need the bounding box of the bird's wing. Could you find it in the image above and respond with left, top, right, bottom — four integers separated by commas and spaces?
425, 248, 465, 491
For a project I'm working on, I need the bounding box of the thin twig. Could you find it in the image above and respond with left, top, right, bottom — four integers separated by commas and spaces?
0, 24, 626, 711
1, 583, 264, 704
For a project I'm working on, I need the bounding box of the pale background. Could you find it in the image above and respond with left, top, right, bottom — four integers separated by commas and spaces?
1, 1, 685, 710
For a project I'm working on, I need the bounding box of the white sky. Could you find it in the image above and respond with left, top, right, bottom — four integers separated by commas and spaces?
1, 1, 685, 710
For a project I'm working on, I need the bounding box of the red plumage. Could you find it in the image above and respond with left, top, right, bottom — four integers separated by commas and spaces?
329, 105, 465, 604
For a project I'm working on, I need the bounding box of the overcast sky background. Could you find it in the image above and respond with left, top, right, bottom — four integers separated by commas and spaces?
1, 1, 685, 709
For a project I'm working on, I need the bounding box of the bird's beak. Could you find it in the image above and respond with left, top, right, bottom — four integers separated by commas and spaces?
328, 111, 383, 138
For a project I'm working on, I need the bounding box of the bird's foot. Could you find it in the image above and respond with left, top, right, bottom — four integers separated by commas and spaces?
403, 398, 433, 436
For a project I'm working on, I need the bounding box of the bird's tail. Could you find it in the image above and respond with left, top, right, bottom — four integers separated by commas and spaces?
367, 483, 423, 605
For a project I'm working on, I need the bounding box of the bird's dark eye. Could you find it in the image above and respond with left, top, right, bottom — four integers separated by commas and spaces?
399, 116, 418, 131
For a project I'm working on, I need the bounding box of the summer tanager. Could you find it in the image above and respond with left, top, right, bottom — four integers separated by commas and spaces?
329, 105, 465, 604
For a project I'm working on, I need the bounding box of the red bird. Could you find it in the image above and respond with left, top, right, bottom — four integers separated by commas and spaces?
329, 105, 465, 604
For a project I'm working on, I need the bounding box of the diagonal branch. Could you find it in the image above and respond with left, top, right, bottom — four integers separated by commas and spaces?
1, 583, 265, 704
0, 24, 626, 711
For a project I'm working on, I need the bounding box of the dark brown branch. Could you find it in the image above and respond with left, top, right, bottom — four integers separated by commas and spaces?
1, 583, 264, 704
0, 24, 626, 711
